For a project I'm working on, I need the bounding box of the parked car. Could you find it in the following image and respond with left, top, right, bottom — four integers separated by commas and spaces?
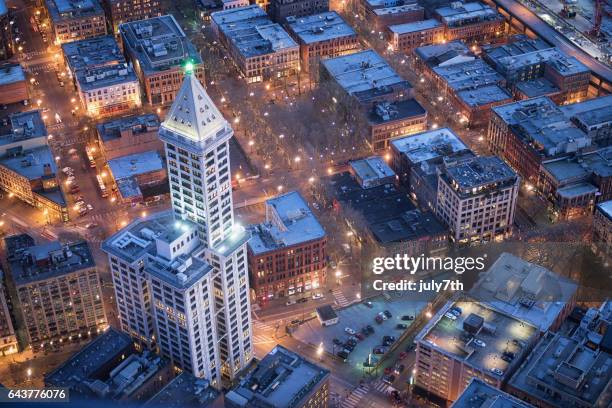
373, 346, 387, 354
355, 333, 364, 340
333, 338, 343, 346
285, 299, 296, 306
473, 339, 486, 347
450, 306, 462, 315
396, 324, 408, 330
394, 364, 405, 375
297, 297, 308, 303
378, 312, 388, 321
337, 350, 349, 360
444, 312, 457, 321
382, 374, 395, 385
344, 327, 356, 335
364, 301, 373, 308
375, 315, 384, 324
490, 368, 504, 376
346, 338, 357, 347
312, 293, 323, 300
384, 367, 393, 375
383, 310, 392, 318
401, 315, 415, 321
365, 325, 374, 334
344, 343, 355, 352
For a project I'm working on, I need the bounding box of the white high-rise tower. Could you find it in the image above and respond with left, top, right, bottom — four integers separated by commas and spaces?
158, 71, 253, 381
103, 71, 253, 386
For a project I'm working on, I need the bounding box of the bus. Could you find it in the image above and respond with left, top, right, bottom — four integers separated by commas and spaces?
96, 174, 108, 198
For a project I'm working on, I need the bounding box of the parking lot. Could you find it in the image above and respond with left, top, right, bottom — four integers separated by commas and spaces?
293, 293, 428, 373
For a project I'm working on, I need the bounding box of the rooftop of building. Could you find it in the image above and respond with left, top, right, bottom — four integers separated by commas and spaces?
366, 99, 426, 125
120, 15, 202, 75
62, 36, 124, 74
372, 3, 423, 15
543, 147, 612, 183
249, 191, 325, 255
515, 78, 561, 98
211, 6, 298, 58
349, 156, 395, 184
75, 63, 138, 91
470, 253, 578, 332
329, 172, 446, 244
46, 0, 104, 21
435, 1, 502, 27
0, 110, 48, 146
321, 49, 410, 101
146, 373, 221, 408
509, 330, 612, 407
4, 234, 36, 258
225, 345, 329, 408
388, 19, 442, 35
457, 84, 511, 107
442, 156, 517, 191
482, 35, 550, 63
46, 327, 133, 387
596, 199, 612, 221
107, 150, 164, 181
391, 127, 469, 164
0, 145, 57, 181
97, 113, 160, 143
560, 94, 612, 118
451, 378, 534, 408
8, 239, 95, 286
432, 58, 504, 93
0, 63, 26, 86
414, 41, 471, 67
362, 0, 407, 8
557, 182, 599, 198
416, 296, 538, 377
286, 12, 355, 45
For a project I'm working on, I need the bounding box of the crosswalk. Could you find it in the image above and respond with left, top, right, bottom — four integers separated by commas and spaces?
252, 320, 276, 345
24, 62, 58, 73
341, 384, 369, 408
371, 379, 393, 395
332, 288, 349, 307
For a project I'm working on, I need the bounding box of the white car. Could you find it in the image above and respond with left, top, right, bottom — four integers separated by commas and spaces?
490, 368, 504, 376
444, 312, 457, 321
473, 339, 486, 347
285, 299, 296, 306
312, 293, 324, 300
86, 204, 93, 211
344, 327, 356, 335
62, 167, 73, 174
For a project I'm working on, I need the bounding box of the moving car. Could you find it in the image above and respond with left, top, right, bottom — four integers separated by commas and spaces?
344, 327, 356, 335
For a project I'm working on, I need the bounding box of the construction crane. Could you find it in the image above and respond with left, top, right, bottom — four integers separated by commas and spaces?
590, 0, 605, 36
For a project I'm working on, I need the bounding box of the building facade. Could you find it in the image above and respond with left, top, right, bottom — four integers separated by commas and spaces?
0, 0, 13, 61
0, 64, 29, 106
6, 238, 107, 349
46, 0, 107, 44
436, 156, 519, 243
120, 15, 205, 105
96, 113, 162, 161
105, 0, 163, 34
433, 2, 504, 44
268, 0, 329, 23
367, 99, 427, 151
0, 269, 17, 356
387, 19, 444, 53
248, 191, 327, 305
593, 200, 612, 262
359, 0, 423, 31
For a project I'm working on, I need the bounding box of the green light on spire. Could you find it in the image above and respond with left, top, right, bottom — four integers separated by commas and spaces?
184, 61, 194, 74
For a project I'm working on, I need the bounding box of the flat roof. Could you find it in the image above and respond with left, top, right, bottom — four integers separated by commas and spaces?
0, 145, 56, 181
391, 127, 469, 164
76, 63, 138, 91
97, 113, 160, 143
349, 156, 395, 184
107, 150, 164, 180
388, 19, 442, 35
457, 84, 511, 107
120, 15, 202, 75
509, 331, 612, 407
414, 41, 471, 66
596, 199, 612, 221
321, 49, 410, 100
225, 345, 329, 408
489, 45, 589, 77
443, 156, 517, 190
432, 58, 504, 93
515, 78, 560, 98
9, 240, 95, 286
366, 99, 426, 125
3, 110, 48, 142
46, 0, 104, 22
0, 64, 26, 86
417, 296, 538, 376
543, 147, 612, 184
452, 378, 533, 408
286, 12, 355, 45
560, 94, 612, 118
372, 3, 423, 15
470, 253, 578, 332
557, 183, 599, 198
46, 327, 132, 387
249, 191, 325, 255
435, 1, 502, 27
211, 6, 297, 58
146, 372, 221, 408
62, 36, 124, 74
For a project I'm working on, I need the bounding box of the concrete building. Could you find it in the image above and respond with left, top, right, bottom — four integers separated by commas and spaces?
593, 200, 612, 262
390, 127, 474, 210
120, 15, 205, 105
0, 64, 28, 106
487, 97, 591, 185
320, 49, 413, 105
452, 378, 534, 408
145, 372, 223, 408
6, 237, 107, 348
45, 0, 107, 44
0, 269, 17, 356
482, 36, 591, 104
225, 345, 330, 408
328, 164, 448, 254
211, 6, 299, 83
247, 191, 326, 305
366, 99, 427, 151
104, 72, 253, 386
470, 253, 578, 333
414, 40, 471, 78
387, 19, 444, 53
507, 301, 612, 408
75, 63, 142, 118
0, 110, 68, 223
47, 331, 172, 403
436, 156, 519, 243
348, 156, 395, 188
96, 113, 162, 161
269, 0, 328, 23
107, 150, 166, 203
561, 94, 612, 147
415, 295, 538, 403
433, 1, 504, 44
285, 12, 359, 73
105, 0, 163, 34
62, 35, 125, 81
359, 0, 423, 31
0, 0, 14, 61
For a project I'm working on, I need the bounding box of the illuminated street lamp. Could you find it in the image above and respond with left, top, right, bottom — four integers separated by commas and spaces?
277, 185, 283, 192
